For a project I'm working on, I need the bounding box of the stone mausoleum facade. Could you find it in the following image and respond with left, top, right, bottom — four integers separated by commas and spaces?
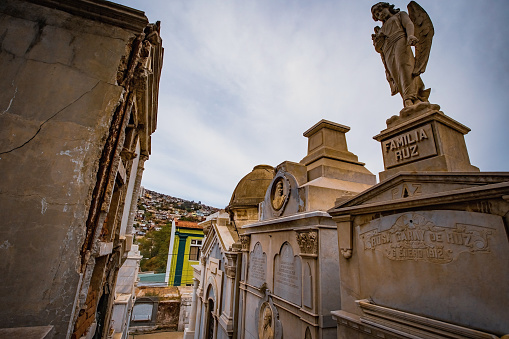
186, 115, 509, 339
0, 0, 163, 338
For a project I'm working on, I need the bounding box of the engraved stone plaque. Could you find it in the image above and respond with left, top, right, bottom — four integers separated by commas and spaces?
274, 242, 302, 306
359, 212, 494, 264
247, 242, 266, 287
382, 123, 437, 168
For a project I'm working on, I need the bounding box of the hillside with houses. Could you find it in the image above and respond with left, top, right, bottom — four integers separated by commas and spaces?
134, 187, 219, 237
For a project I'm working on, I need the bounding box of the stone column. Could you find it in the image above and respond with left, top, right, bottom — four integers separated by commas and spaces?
193, 255, 207, 339
183, 278, 199, 339
239, 235, 250, 339
296, 230, 319, 311
126, 155, 147, 235
219, 252, 238, 336
193, 289, 203, 339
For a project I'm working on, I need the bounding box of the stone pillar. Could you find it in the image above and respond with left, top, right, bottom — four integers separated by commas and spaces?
126, 155, 147, 235
296, 229, 318, 311
193, 255, 207, 339
219, 252, 238, 336
183, 278, 199, 339
193, 291, 203, 339
239, 235, 250, 339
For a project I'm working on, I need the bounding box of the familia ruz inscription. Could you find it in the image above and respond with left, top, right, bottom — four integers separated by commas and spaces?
383, 124, 437, 168
360, 212, 493, 264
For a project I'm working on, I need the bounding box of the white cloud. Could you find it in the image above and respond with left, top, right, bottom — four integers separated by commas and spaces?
117, 0, 509, 207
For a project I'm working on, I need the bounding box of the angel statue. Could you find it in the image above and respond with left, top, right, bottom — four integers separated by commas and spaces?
371, 1, 434, 108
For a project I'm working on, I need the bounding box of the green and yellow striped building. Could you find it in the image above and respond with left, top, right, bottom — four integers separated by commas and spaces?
165, 220, 204, 286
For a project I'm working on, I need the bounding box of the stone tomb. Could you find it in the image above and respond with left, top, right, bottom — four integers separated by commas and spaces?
238, 120, 376, 339
240, 214, 338, 339
330, 106, 509, 338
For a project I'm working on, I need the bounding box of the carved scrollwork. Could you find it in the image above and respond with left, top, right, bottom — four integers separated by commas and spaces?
224, 252, 238, 278
296, 230, 318, 255
240, 235, 251, 251
341, 249, 352, 259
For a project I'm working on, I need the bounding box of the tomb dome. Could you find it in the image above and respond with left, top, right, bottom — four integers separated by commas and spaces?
226, 165, 275, 210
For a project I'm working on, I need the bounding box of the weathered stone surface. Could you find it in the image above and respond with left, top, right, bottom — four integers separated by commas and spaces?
226, 164, 275, 227
374, 108, 479, 181
0, 325, 54, 339
247, 242, 266, 288
0, 0, 161, 338
371, 2, 433, 108
330, 172, 509, 336
273, 242, 302, 306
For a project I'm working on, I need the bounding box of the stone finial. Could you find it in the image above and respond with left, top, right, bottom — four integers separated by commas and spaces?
300, 120, 362, 166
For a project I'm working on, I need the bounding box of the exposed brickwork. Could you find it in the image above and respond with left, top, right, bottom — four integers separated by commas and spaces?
72, 289, 99, 339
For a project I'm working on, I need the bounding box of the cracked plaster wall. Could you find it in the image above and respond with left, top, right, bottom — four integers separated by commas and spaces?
0, 1, 138, 337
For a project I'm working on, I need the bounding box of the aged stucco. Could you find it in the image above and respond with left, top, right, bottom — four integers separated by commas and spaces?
0, 0, 161, 337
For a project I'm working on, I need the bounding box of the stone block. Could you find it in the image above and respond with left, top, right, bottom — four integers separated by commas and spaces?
26, 24, 75, 65
374, 109, 479, 180
0, 14, 38, 56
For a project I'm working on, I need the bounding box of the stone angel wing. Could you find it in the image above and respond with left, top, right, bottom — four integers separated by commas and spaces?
408, 1, 434, 76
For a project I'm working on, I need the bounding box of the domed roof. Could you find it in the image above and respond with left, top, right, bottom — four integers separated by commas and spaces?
226, 165, 275, 210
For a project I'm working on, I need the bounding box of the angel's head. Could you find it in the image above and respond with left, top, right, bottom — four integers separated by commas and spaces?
371, 2, 400, 22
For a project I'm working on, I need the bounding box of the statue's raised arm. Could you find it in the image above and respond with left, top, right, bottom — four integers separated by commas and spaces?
371, 1, 433, 108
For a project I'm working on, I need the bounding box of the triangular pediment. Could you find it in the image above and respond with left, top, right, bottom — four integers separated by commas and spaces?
329, 172, 509, 214
201, 221, 239, 258
201, 225, 219, 259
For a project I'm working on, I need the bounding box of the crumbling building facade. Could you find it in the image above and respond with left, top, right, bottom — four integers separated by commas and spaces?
0, 0, 163, 338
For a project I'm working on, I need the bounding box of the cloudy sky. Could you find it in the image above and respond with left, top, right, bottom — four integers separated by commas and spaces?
115, 0, 509, 208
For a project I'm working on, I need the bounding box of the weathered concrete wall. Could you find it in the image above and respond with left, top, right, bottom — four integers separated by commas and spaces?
157, 300, 181, 331
0, 0, 140, 337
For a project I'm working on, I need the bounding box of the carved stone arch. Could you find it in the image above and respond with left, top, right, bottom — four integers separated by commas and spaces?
273, 242, 302, 306
204, 276, 218, 339
201, 229, 218, 259
248, 241, 267, 288
303, 262, 313, 308
204, 275, 217, 306
305, 326, 312, 339
261, 171, 303, 220
255, 291, 282, 339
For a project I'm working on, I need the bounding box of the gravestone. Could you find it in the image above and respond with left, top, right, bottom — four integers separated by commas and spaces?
247, 242, 267, 288
273, 242, 302, 306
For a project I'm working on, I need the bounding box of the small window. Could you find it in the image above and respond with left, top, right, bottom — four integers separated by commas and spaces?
197, 240, 202, 245
189, 246, 200, 261
191, 240, 197, 245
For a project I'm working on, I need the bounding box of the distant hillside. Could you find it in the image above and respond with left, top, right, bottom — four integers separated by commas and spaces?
133, 188, 219, 236
133, 188, 219, 272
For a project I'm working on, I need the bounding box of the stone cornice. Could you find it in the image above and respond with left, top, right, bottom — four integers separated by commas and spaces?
373, 110, 470, 141
26, 0, 149, 32
242, 211, 334, 233
329, 172, 509, 214
330, 181, 509, 217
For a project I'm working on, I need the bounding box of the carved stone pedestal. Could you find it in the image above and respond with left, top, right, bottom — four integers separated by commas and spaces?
374, 105, 479, 181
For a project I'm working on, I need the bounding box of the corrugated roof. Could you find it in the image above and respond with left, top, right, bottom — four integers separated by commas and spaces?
175, 220, 203, 229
